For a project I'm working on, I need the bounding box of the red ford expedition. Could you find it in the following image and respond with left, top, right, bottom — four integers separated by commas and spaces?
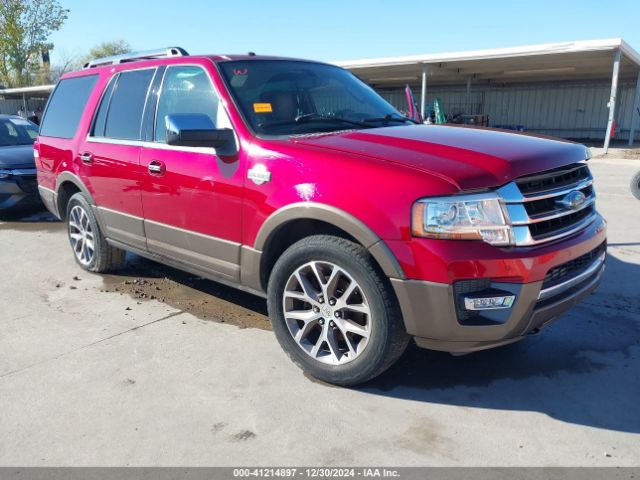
36, 48, 606, 385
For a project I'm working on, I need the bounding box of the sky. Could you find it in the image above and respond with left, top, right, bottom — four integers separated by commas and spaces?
49, 0, 640, 65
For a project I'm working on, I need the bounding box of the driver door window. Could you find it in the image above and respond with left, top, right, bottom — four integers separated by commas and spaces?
154, 65, 220, 142
140, 64, 243, 279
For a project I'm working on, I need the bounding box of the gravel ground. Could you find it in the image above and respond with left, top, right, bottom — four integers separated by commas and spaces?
0, 151, 638, 466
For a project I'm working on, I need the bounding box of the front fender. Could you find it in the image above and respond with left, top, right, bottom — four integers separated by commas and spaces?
253, 201, 406, 281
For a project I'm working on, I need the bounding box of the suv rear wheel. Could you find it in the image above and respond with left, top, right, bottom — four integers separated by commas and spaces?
66, 192, 126, 272
267, 235, 409, 386
631, 171, 640, 200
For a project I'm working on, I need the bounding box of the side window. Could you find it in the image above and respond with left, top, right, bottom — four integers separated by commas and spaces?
102, 69, 155, 140
154, 66, 219, 143
91, 76, 116, 137
40, 75, 98, 139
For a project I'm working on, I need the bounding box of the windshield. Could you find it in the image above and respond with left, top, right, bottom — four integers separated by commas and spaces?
219, 60, 411, 135
0, 117, 38, 146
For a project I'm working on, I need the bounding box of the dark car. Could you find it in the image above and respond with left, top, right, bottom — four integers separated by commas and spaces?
0, 114, 40, 210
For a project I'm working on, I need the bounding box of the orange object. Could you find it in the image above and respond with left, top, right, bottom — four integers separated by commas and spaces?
253, 102, 272, 113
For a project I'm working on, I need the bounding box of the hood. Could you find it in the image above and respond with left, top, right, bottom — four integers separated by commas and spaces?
291, 125, 590, 190
0, 144, 35, 169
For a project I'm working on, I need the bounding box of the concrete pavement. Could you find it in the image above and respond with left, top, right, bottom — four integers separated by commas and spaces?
0, 154, 639, 466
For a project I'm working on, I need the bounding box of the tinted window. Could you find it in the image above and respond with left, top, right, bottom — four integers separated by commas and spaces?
104, 69, 155, 140
0, 118, 39, 146
154, 66, 219, 142
40, 75, 98, 139
91, 76, 116, 137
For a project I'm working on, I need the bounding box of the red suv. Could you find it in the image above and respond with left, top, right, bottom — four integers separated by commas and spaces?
36, 48, 606, 385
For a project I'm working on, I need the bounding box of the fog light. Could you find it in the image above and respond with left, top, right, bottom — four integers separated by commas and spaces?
464, 295, 515, 311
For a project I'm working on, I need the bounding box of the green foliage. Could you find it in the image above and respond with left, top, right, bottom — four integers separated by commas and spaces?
0, 0, 68, 87
46, 41, 133, 84
81, 40, 132, 65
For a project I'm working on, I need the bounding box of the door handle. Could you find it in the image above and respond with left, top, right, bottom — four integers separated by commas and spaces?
148, 160, 165, 175
79, 152, 93, 164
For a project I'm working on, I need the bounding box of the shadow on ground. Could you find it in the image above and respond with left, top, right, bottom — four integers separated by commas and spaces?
0, 205, 60, 229
360, 253, 640, 434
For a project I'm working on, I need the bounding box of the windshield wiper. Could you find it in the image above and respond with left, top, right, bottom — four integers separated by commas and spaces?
363, 114, 419, 125
258, 113, 373, 130
294, 113, 373, 128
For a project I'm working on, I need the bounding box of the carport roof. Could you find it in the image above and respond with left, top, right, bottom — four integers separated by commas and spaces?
0, 84, 54, 99
334, 38, 640, 87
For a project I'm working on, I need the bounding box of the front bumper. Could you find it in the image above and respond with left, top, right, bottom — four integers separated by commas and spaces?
0, 168, 40, 209
391, 215, 607, 353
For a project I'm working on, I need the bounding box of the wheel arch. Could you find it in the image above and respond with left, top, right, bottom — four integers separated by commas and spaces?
55, 172, 96, 219
248, 203, 406, 292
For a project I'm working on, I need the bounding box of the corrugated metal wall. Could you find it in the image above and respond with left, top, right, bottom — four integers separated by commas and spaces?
2, 81, 638, 142
0, 98, 47, 115
377, 81, 638, 141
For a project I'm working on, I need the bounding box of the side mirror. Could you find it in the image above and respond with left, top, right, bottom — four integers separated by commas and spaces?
165, 113, 237, 156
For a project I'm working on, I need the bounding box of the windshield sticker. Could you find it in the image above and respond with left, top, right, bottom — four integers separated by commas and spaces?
253, 103, 273, 113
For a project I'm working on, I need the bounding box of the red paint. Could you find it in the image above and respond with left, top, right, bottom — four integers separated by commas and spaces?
139, 146, 243, 243
78, 141, 145, 217
37, 54, 602, 288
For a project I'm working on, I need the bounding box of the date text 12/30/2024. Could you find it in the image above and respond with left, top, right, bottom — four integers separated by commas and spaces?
232, 468, 400, 478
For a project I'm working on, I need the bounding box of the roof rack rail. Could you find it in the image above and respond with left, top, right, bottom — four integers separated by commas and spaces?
83, 47, 189, 69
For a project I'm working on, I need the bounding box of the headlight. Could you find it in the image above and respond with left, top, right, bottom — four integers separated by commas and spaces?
585, 147, 593, 159
412, 192, 513, 246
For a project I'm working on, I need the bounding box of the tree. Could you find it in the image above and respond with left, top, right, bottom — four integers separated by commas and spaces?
0, 0, 68, 87
81, 40, 132, 66
46, 47, 79, 82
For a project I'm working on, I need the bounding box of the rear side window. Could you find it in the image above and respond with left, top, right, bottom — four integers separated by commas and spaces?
40, 75, 98, 139
91, 77, 116, 138
94, 69, 155, 140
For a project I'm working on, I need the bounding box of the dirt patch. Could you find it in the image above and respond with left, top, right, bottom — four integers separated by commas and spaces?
593, 148, 640, 160
102, 257, 270, 331
615, 149, 640, 160
231, 430, 256, 442
394, 418, 445, 456
211, 422, 227, 434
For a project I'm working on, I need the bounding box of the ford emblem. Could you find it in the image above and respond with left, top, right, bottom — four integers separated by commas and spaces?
558, 190, 587, 210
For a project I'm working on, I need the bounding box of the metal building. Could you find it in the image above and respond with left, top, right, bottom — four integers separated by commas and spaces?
0, 85, 53, 116
335, 38, 640, 151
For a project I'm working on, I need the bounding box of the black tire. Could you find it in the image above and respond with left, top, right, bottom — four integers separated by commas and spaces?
66, 192, 126, 273
267, 235, 410, 386
631, 171, 640, 200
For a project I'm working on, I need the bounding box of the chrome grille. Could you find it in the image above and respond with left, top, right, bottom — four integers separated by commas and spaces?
515, 163, 591, 195
498, 163, 597, 246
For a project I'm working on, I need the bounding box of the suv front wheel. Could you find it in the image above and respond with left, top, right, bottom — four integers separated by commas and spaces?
267, 235, 409, 386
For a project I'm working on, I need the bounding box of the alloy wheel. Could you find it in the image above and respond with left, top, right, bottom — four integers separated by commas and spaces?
282, 261, 371, 365
68, 205, 95, 266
